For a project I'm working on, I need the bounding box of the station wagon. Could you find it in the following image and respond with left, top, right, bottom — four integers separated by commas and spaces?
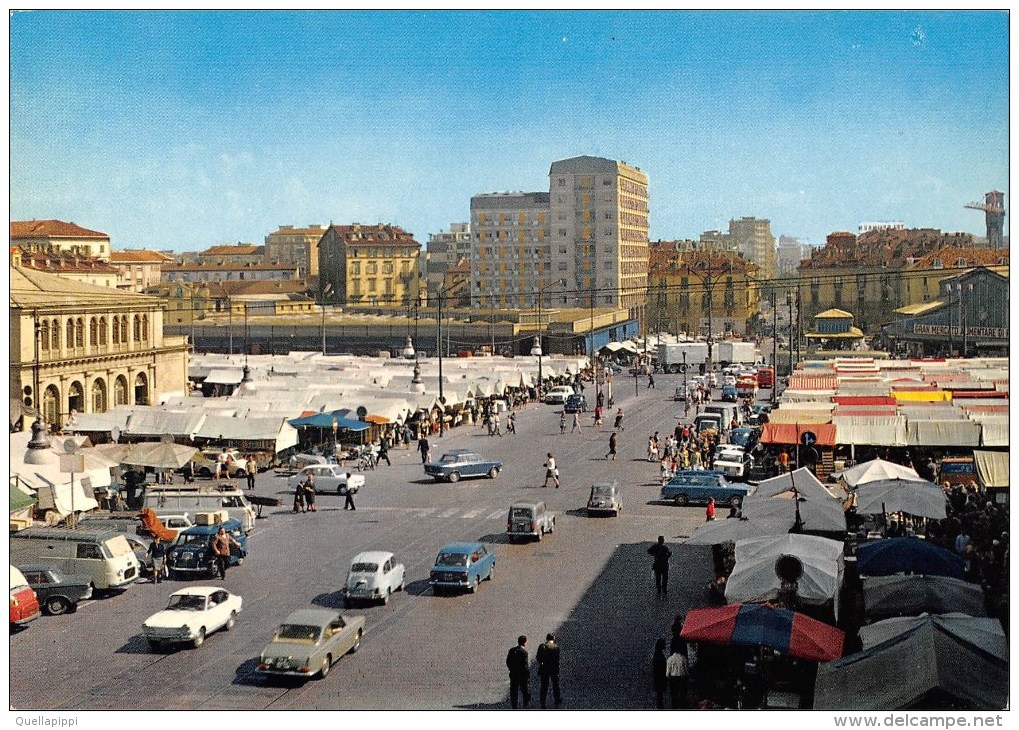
660, 470, 751, 508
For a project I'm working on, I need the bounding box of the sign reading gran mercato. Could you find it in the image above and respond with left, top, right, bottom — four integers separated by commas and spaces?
913, 324, 1008, 339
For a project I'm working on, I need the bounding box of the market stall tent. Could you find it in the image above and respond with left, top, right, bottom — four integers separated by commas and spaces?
862, 575, 987, 619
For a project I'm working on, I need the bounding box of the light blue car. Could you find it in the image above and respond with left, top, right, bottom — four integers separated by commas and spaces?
429, 542, 496, 594
424, 450, 502, 483
660, 470, 750, 508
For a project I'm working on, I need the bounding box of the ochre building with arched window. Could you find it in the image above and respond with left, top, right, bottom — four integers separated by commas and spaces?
10, 265, 189, 430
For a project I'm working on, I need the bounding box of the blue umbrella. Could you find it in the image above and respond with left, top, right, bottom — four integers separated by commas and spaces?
856, 537, 965, 580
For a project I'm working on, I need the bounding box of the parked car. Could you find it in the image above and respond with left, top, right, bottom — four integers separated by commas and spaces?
712, 448, 754, 482
142, 586, 242, 650
124, 534, 155, 577
18, 564, 93, 615
673, 387, 687, 402
424, 449, 502, 483
728, 427, 760, 451
506, 501, 555, 542
257, 609, 364, 680
429, 542, 496, 594
287, 464, 364, 495
563, 393, 588, 413
543, 385, 574, 405
660, 470, 751, 508
166, 519, 248, 579
10, 565, 41, 628
198, 449, 248, 479
721, 384, 738, 402
341, 551, 406, 606
587, 482, 621, 517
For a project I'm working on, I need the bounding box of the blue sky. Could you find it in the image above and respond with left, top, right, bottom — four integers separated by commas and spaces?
9, 10, 1009, 251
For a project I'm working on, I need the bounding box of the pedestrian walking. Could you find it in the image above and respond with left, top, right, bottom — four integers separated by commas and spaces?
593, 404, 603, 426
211, 526, 241, 580
292, 479, 306, 513
543, 453, 560, 488
493, 412, 502, 437
507, 411, 517, 434
506, 635, 531, 709
536, 632, 562, 708
606, 431, 618, 460
666, 646, 689, 709
571, 411, 582, 433
378, 438, 391, 466
245, 456, 257, 490
647, 535, 672, 597
652, 639, 668, 709
343, 478, 357, 511
705, 496, 716, 522
147, 536, 168, 584
216, 448, 229, 480
559, 411, 567, 434
418, 436, 431, 464
614, 408, 625, 430
648, 373, 655, 389
303, 475, 317, 513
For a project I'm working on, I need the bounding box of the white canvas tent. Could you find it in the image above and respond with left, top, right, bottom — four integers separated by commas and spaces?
840, 458, 921, 488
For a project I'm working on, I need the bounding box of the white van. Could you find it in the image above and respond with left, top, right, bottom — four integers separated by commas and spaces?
10, 527, 141, 591
143, 484, 255, 533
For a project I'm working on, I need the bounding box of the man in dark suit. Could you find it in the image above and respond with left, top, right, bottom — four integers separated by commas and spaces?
506, 635, 530, 709
536, 632, 562, 708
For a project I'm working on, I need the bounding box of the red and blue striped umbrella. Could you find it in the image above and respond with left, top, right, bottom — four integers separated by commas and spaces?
680, 603, 844, 662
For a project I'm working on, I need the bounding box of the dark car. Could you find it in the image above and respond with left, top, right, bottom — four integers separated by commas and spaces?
166, 519, 248, 579
660, 470, 751, 508
429, 542, 496, 594
18, 565, 93, 616
728, 427, 760, 451
563, 393, 588, 413
424, 449, 502, 483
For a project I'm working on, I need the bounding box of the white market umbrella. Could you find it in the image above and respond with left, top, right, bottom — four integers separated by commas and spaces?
841, 458, 921, 488
854, 478, 947, 519
685, 515, 793, 545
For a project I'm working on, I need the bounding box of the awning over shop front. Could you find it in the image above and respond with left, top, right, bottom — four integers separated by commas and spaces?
760, 423, 836, 446
833, 395, 896, 406
204, 369, 245, 385
974, 450, 1008, 488
288, 411, 371, 432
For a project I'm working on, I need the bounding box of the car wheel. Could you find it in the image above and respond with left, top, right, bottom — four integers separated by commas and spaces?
317, 655, 332, 679
381, 587, 391, 605
398, 577, 405, 592
45, 596, 71, 616
536, 527, 542, 542
675, 494, 690, 506
488, 467, 499, 479
470, 576, 480, 593
488, 563, 495, 581
199, 467, 212, 478
234, 469, 246, 478
447, 472, 460, 483
349, 630, 361, 654
225, 611, 237, 630
729, 496, 742, 508
549, 517, 555, 534
192, 628, 206, 648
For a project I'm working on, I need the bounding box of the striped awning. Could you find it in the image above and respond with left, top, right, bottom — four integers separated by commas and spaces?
788, 375, 838, 391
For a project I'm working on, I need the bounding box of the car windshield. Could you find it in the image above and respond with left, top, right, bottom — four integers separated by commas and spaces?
591, 486, 614, 498
274, 624, 321, 643
510, 508, 534, 519
436, 552, 468, 567
178, 534, 209, 546
350, 562, 378, 573
167, 594, 207, 611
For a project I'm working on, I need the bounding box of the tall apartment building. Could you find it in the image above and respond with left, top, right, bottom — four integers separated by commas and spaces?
318, 223, 421, 306
426, 223, 472, 300
776, 236, 814, 275
470, 156, 649, 314
729, 216, 776, 280
470, 193, 550, 309
264, 224, 328, 277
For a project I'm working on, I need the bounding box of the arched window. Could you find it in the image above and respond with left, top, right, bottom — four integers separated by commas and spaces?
99, 316, 108, 345
112, 316, 120, 344
133, 314, 141, 342
66, 319, 75, 346
134, 371, 148, 405
114, 375, 129, 406
141, 313, 149, 341
43, 385, 60, 427
51, 319, 60, 349
91, 378, 108, 413
89, 317, 98, 346
40, 320, 50, 351
121, 315, 129, 343
75, 318, 84, 347
67, 381, 84, 415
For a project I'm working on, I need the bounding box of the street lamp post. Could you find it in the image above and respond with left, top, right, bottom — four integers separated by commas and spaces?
683, 351, 689, 417
228, 296, 233, 355
771, 291, 778, 406
787, 292, 794, 376
437, 291, 445, 436
321, 283, 333, 356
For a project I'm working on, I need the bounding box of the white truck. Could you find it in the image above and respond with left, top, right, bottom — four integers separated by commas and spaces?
715, 341, 760, 369
658, 340, 760, 374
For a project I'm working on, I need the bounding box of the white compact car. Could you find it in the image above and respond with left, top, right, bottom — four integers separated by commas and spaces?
341, 551, 406, 606
287, 464, 365, 495
543, 385, 575, 405
143, 586, 242, 650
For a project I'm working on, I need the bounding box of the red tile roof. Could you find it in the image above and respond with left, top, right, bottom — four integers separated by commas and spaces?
200, 244, 264, 256
11, 219, 109, 239
110, 249, 174, 263
16, 249, 120, 274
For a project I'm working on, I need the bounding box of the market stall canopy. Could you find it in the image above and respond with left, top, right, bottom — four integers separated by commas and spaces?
862, 575, 986, 619
288, 411, 371, 432
724, 533, 845, 611
204, 368, 245, 385
973, 450, 1008, 488
680, 603, 844, 662
124, 409, 207, 439
121, 441, 198, 469
860, 614, 1006, 660
759, 423, 836, 446
856, 538, 965, 580
841, 458, 921, 487
684, 515, 794, 545
854, 478, 947, 519
814, 618, 1008, 710
64, 408, 132, 434
195, 415, 298, 454
751, 467, 841, 501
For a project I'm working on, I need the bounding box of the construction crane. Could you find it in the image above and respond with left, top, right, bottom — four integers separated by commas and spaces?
964, 190, 1006, 248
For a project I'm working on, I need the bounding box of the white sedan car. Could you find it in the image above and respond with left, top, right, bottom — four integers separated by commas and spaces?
143, 586, 242, 650
341, 550, 406, 606
287, 464, 365, 495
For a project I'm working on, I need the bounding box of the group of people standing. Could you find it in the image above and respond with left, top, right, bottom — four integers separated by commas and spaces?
506, 633, 562, 709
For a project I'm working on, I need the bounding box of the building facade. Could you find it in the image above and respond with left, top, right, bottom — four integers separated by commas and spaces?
192, 244, 265, 265
13, 246, 120, 288
727, 217, 777, 280
647, 244, 761, 338
776, 236, 814, 275
10, 265, 189, 430
161, 260, 301, 283
111, 249, 174, 292
426, 223, 472, 301
318, 223, 422, 306
264, 224, 328, 277
470, 193, 550, 309
11, 220, 112, 261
